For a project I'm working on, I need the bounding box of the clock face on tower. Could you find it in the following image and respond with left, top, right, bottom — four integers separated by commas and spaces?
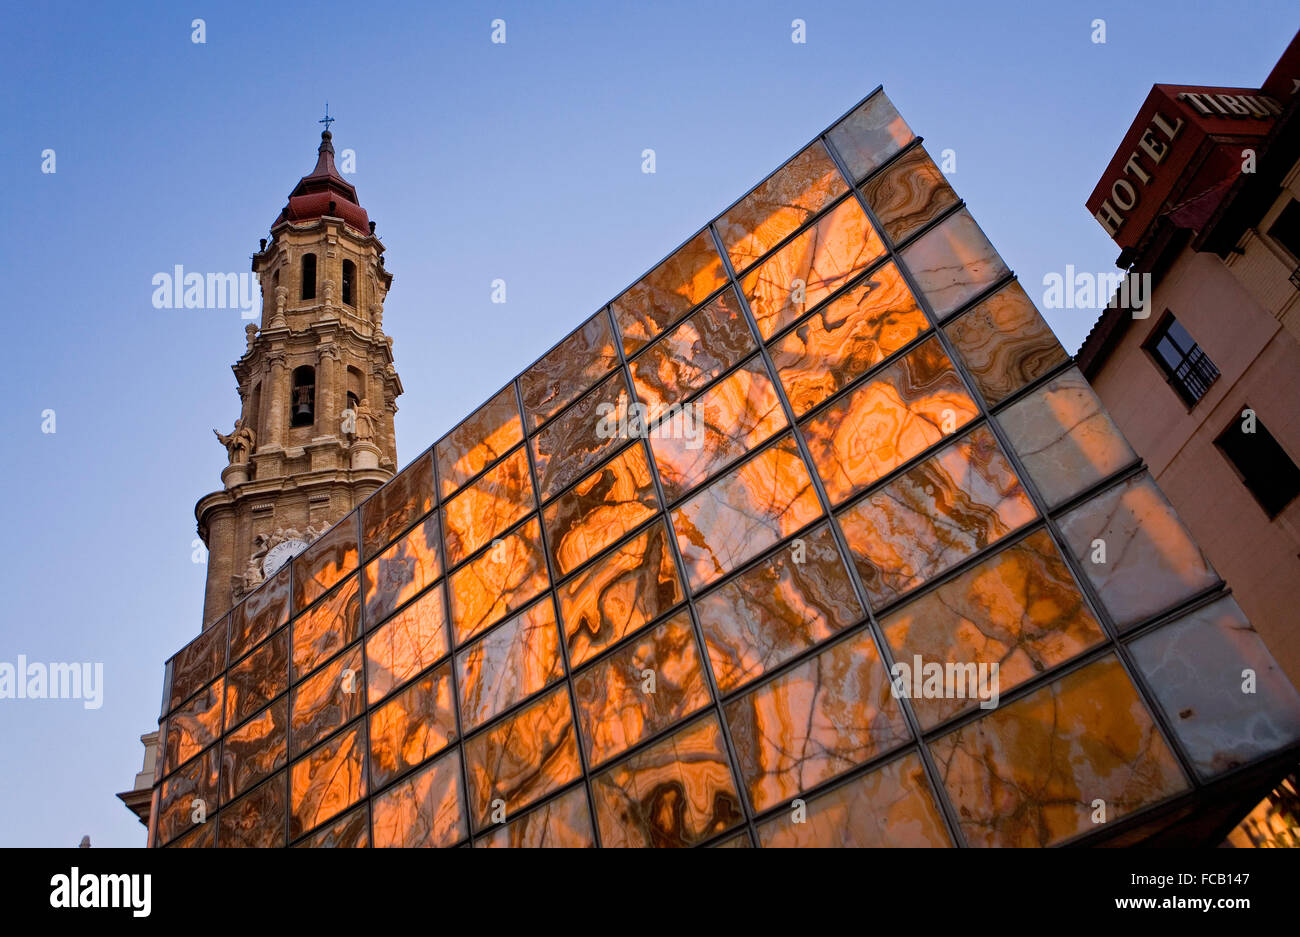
263, 539, 307, 578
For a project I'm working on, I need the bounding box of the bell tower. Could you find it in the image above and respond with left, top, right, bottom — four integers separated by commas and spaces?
195, 125, 402, 627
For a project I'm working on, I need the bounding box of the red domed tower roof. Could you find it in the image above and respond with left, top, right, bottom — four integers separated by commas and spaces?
272, 130, 371, 234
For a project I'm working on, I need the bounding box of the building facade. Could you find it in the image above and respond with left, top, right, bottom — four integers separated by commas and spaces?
144, 88, 1300, 848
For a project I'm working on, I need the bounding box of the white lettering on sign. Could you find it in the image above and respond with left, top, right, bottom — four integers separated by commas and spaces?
1093, 112, 1184, 237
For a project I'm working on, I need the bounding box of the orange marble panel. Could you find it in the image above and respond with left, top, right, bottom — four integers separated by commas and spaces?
519, 311, 620, 430
612, 228, 728, 354
289, 723, 366, 839
362, 512, 442, 627
544, 442, 658, 577
290, 645, 364, 755
476, 784, 594, 848
457, 596, 564, 730
291, 572, 360, 681
364, 583, 449, 704
436, 386, 524, 498
362, 450, 434, 558
293, 515, 360, 614
369, 661, 457, 787
448, 515, 550, 644
371, 749, 465, 848
859, 144, 958, 244
441, 447, 535, 566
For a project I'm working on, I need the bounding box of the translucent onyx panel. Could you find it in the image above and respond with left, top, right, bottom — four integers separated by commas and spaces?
292, 573, 360, 681
741, 195, 885, 341
448, 515, 549, 644
229, 565, 290, 663
1129, 596, 1300, 780
1058, 473, 1218, 630
716, 140, 848, 274
168, 822, 215, 849
436, 386, 524, 498
463, 685, 582, 831
218, 773, 285, 848
931, 655, 1188, 847
531, 370, 631, 501
998, 367, 1136, 507
859, 144, 959, 244
364, 583, 449, 704
943, 280, 1067, 407
441, 447, 534, 566
477, 785, 594, 848
167, 618, 226, 713
371, 749, 465, 848
770, 261, 928, 416
612, 228, 728, 354
572, 611, 710, 766
838, 426, 1037, 609
156, 746, 219, 845
649, 359, 787, 501
671, 435, 823, 590
757, 752, 950, 847
369, 661, 457, 788
290, 645, 364, 755
900, 208, 1009, 321
826, 92, 915, 182
696, 522, 861, 694
881, 529, 1105, 728
224, 627, 288, 729
558, 519, 684, 667
362, 512, 441, 627
519, 311, 620, 431
289, 722, 366, 840
457, 597, 564, 731
362, 450, 434, 559
800, 336, 977, 504
294, 804, 368, 848
292, 514, 359, 613
544, 442, 658, 577
161, 677, 223, 778
220, 698, 287, 803
592, 714, 743, 848
727, 631, 910, 812
629, 288, 755, 424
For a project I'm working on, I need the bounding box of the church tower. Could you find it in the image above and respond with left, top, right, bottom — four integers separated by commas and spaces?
196, 125, 402, 627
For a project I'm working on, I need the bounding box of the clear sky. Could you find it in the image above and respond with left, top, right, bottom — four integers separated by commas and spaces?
0, 0, 1293, 847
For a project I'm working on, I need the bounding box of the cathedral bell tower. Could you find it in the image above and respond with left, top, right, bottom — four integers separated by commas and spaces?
196, 125, 402, 627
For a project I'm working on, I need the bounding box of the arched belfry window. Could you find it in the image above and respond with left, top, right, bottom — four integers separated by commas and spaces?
301, 253, 317, 301
342, 259, 356, 307
291, 365, 316, 427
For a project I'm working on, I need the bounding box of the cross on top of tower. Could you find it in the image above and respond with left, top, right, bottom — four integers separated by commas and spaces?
319, 103, 335, 134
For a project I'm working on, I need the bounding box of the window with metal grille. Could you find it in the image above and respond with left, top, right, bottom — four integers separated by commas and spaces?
1215, 409, 1300, 519
1145, 312, 1219, 406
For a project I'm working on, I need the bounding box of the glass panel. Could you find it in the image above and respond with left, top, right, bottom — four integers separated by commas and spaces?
362, 512, 442, 627
859, 144, 958, 244
362, 450, 434, 558
167, 618, 226, 713
448, 515, 550, 644
800, 335, 977, 504
1129, 596, 1300, 780
900, 208, 1009, 321
629, 287, 755, 424
717, 140, 847, 274
696, 522, 862, 694
369, 661, 457, 788
943, 280, 1067, 407
441, 447, 535, 567
457, 597, 564, 731
290, 645, 364, 755
558, 519, 685, 668
649, 359, 787, 501
519, 311, 620, 431
756, 751, 950, 847
229, 565, 290, 663
292, 572, 360, 681
591, 714, 743, 848
365, 583, 450, 704
827, 92, 915, 182
217, 773, 285, 848
740, 195, 885, 341
1057, 473, 1218, 630
726, 630, 910, 812
168, 822, 215, 849
544, 442, 659, 577
371, 749, 465, 848
611, 229, 728, 354
476, 785, 594, 847
224, 627, 288, 729
289, 723, 366, 840
220, 698, 288, 804
293, 515, 359, 613
294, 804, 369, 848
837, 426, 1037, 609
672, 434, 823, 591
463, 685, 582, 831
531, 370, 631, 501
998, 367, 1136, 507
572, 610, 711, 766
161, 677, 224, 778
880, 529, 1106, 728
436, 386, 524, 498
929, 655, 1188, 847
156, 746, 219, 846
770, 261, 928, 416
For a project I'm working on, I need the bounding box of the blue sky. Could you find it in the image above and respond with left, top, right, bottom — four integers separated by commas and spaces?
0, 0, 1293, 847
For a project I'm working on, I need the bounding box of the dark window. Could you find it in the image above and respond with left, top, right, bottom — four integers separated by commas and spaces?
342, 260, 356, 306
1268, 199, 1300, 264
1215, 410, 1300, 518
291, 365, 316, 427
1145, 313, 1219, 406
301, 253, 317, 301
